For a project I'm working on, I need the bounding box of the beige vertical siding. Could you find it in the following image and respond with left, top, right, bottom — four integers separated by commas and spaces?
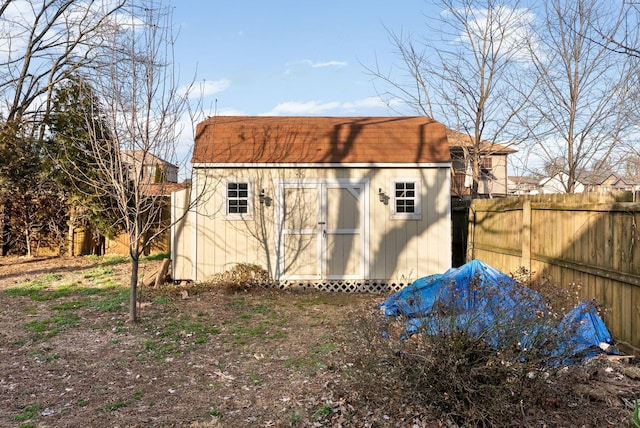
174, 166, 451, 283
171, 188, 192, 280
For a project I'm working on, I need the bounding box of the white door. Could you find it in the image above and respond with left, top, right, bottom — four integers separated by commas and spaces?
275, 179, 368, 280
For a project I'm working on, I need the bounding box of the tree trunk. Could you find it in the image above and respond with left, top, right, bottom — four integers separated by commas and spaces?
2, 200, 10, 256
25, 221, 31, 257
129, 255, 139, 322
68, 206, 75, 257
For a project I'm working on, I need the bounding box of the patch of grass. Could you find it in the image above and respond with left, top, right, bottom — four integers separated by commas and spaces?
50, 299, 88, 311
152, 296, 171, 305
4, 276, 86, 302
42, 273, 63, 282
83, 266, 114, 279
76, 399, 88, 407
314, 404, 333, 419
283, 342, 336, 377
313, 341, 338, 355
78, 287, 106, 296
30, 349, 60, 363
141, 253, 170, 262
100, 255, 129, 266
103, 399, 127, 412
25, 311, 80, 339
269, 330, 288, 339
287, 412, 303, 426
249, 370, 262, 386
230, 323, 267, 344
42, 353, 60, 363
22, 306, 38, 315
231, 298, 247, 308
143, 339, 176, 360
13, 403, 44, 422
4, 279, 49, 299
251, 302, 272, 314
89, 288, 128, 312
132, 391, 144, 401
140, 315, 220, 359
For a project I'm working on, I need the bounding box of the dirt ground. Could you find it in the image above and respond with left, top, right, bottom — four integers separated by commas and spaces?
1, 256, 640, 427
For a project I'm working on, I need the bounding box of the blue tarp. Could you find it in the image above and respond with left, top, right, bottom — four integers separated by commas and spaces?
380, 260, 615, 363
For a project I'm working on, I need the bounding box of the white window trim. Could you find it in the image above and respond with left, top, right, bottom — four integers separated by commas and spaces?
390, 178, 422, 220
223, 178, 254, 220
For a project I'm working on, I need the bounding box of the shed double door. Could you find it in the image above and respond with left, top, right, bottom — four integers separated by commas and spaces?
276, 179, 368, 280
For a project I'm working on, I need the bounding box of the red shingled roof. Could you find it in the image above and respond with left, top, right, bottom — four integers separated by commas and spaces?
192, 116, 451, 165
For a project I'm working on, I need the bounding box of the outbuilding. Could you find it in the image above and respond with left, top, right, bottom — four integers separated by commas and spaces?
171, 116, 452, 291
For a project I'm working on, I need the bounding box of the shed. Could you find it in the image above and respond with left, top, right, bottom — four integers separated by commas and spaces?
171, 116, 452, 291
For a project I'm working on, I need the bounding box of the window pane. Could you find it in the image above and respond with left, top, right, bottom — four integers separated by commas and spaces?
405, 200, 415, 212
227, 182, 250, 215
394, 181, 419, 217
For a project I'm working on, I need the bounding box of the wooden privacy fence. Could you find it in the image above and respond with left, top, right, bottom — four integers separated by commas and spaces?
465, 192, 640, 353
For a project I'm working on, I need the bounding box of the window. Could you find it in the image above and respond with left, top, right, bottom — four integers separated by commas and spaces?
391, 179, 422, 220
224, 179, 253, 220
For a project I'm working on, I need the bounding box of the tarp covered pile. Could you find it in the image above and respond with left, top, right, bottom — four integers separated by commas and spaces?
380, 260, 615, 364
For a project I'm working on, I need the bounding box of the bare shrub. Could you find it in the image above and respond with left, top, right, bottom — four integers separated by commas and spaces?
208, 263, 271, 291
511, 266, 582, 320
343, 272, 618, 427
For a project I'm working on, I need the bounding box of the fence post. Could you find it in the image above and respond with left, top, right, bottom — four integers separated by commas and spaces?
522, 200, 531, 272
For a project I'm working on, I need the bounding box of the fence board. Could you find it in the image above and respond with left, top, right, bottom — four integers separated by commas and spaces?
465, 192, 640, 352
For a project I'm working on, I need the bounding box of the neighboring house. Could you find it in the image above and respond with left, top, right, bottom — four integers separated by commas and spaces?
122, 150, 179, 184
539, 172, 585, 194
583, 173, 640, 193
447, 130, 516, 198
171, 116, 452, 291
71, 154, 186, 256
508, 176, 542, 195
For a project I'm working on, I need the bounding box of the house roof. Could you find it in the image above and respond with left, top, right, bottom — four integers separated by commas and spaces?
192, 116, 451, 165
446, 129, 517, 154
141, 182, 190, 196
508, 176, 540, 186
122, 150, 178, 169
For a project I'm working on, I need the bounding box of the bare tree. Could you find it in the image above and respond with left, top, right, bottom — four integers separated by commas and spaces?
368, 0, 536, 198
0, 0, 126, 131
0, 0, 127, 255
525, 0, 634, 193
59, 0, 197, 322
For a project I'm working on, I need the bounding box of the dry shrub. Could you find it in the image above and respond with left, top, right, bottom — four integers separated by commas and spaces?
343, 273, 620, 427
208, 263, 271, 291
510, 266, 582, 320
